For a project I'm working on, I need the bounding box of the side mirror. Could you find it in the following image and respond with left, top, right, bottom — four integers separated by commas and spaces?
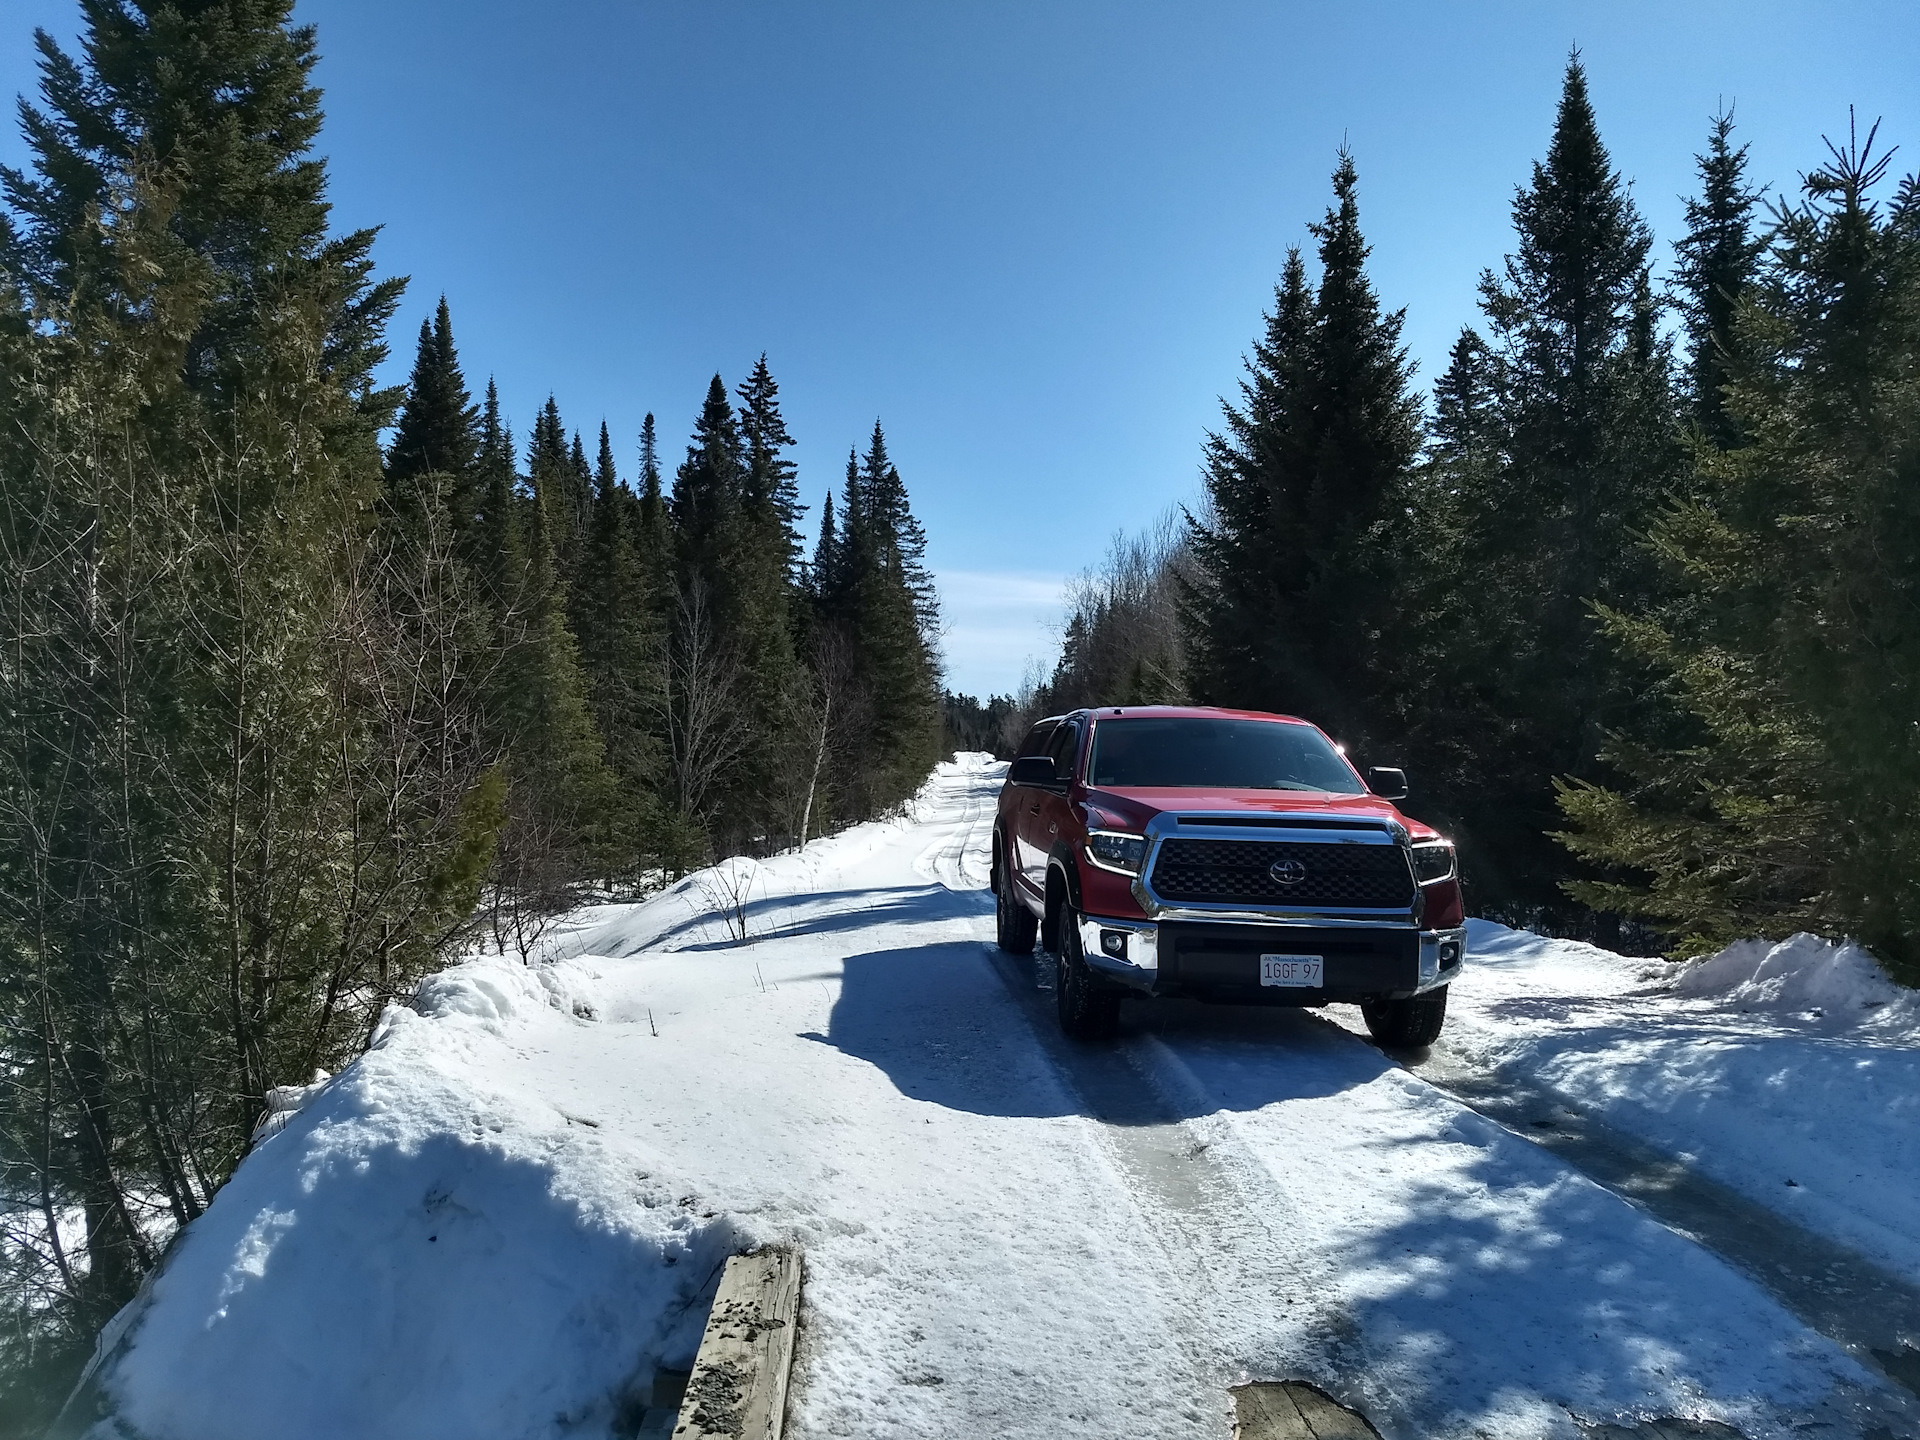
1367, 766, 1408, 801
1008, 755, 1058, 787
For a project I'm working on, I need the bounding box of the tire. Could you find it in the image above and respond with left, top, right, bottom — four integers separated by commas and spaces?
1055, 907, 1121, 1041
1361, 985, 1448, 1048
995, 843, 1038, 955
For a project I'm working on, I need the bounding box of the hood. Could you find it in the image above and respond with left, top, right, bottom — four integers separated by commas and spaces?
1081, 786, 1440, 842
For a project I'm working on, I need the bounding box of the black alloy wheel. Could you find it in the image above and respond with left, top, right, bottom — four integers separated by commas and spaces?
996, 844, 1038, 955
1055, 906, 1121, 1041
1361, 985, 1448, 1048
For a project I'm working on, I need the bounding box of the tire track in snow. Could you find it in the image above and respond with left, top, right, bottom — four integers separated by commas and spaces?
982, 945, 1356, 1408
912, 755, 996, 892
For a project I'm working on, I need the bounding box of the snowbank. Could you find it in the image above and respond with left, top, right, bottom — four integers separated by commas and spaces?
1439, 920, 1920, 1288
77, 951, 741, 1440
1676, 933, 1919, 1037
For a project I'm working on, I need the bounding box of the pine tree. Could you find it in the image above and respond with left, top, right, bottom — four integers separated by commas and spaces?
810, 490, 839, 601
1559, 123, 1920, 976
1672, 107, 1767, 449
1184, 152, 1420, 751
469, 378, 527, 628
494, 436, 613, 902
737, 354, 806, 583
527, 397, 590, 579
1460, 52, 1680, 915
842, 422, 941, 810
1183, 247, 1315, 708
0, 0, 480, 1379
571, 422, 662, 872
1430, 328, 1503, 468
386, 296, 479, 507
671, 376, 746, 582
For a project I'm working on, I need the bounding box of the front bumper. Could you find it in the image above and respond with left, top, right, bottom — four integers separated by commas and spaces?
1078, 913, 1465, 1003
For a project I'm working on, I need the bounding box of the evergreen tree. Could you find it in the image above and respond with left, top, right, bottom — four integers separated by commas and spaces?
494, 436, 613, 902
0, 0, 495, 1395
671, 375, 746, 581
842, 422, 942, 810
386, 296, 479, 509
526, 397, 591, 585
810, 490, 839, 601
1185, 152, 1421, 751
1458, 52, 1680, 915
1559, 124, 1920, 976
1183, 247, 1315, 708
572, 422, 662, 872
469, 378, 527, 627
1429, 328, 1504, 468
737, 354, 807, 582
1671, 107, 1767, 449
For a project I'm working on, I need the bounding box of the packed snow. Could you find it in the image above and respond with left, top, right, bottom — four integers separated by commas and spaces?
68, 756, 1917, 1439
1429, 922, 1920, 1291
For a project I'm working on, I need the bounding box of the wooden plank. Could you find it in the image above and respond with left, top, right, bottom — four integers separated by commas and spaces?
1289, 1384, 1382, 1439
673, 1247, 803, 1440
1232, 1382, 1381, 1440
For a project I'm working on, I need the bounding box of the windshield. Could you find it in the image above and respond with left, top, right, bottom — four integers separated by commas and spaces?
1087, 716, 1365, 794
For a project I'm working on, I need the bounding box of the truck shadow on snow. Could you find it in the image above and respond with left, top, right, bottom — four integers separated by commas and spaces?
808, 937, 1918, 1435
806, 938, 1387, 1123
630, 883, 990, 954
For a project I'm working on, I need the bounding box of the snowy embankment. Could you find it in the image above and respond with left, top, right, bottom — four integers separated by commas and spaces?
1429, 923, 1920, 1289
65, 754, 1919, 1440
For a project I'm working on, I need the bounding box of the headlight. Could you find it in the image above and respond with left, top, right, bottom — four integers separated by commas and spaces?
1085, 830, 1148, 875
1411, 841, 1456, 883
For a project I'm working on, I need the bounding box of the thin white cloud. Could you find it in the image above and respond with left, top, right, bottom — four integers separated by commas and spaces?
933, 569, 1067, 699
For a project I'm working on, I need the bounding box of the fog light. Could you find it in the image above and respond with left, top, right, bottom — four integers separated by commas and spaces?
1439, 940, 1462, 969
1100, 930, 1128, 959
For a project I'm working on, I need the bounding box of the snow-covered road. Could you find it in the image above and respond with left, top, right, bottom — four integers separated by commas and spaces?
76, 756, 1918, 1440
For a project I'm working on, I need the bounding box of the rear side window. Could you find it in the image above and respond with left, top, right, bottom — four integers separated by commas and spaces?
1016, 722, 1056, 758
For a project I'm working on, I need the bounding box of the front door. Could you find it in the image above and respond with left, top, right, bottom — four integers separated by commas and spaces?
1017, 718, 1080, 901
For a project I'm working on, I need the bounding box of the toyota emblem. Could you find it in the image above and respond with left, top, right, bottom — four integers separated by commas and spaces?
1269, 858, 1307, 886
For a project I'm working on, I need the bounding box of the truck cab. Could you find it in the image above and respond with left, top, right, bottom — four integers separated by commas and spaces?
990, 705, 1466, 1045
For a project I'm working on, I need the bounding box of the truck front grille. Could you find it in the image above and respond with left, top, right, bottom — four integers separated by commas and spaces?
1149, 838, 1414, 909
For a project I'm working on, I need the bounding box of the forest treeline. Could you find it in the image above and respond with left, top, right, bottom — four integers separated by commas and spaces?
953, 58, 1920, 982
0, 0, 938, 1418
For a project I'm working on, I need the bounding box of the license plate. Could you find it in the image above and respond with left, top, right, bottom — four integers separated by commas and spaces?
1260, 954, 1323, 987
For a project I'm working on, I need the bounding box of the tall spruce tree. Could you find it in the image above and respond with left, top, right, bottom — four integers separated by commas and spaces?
1185, 153, 1421, 751
386, 296, 479, 506
469, 377, 527, 627
737, 354, 807, 583
571, 422, 662, 871
1461, 52, 1680, 917
672, 376, 746, 583
1672, 108, 1767, 449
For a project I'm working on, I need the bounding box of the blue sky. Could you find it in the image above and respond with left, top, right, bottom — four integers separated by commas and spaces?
4, 2, 1917, 695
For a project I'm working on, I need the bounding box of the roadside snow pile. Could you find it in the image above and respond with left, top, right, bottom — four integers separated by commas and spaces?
70, 951, 738, 1440
1676, 933, 1919, 1036
1440, 920, 1920, 1288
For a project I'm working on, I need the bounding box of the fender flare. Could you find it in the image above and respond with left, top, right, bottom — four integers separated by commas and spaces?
1045, 843, 1084, 916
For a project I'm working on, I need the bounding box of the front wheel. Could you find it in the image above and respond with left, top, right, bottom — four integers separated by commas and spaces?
995, 843, 1038, 955
1361, 986, 1448, 1048
1056, 908, 1121, 1041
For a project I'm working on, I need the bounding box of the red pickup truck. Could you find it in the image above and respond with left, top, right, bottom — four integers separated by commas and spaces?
991, 706, 1465, 1045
